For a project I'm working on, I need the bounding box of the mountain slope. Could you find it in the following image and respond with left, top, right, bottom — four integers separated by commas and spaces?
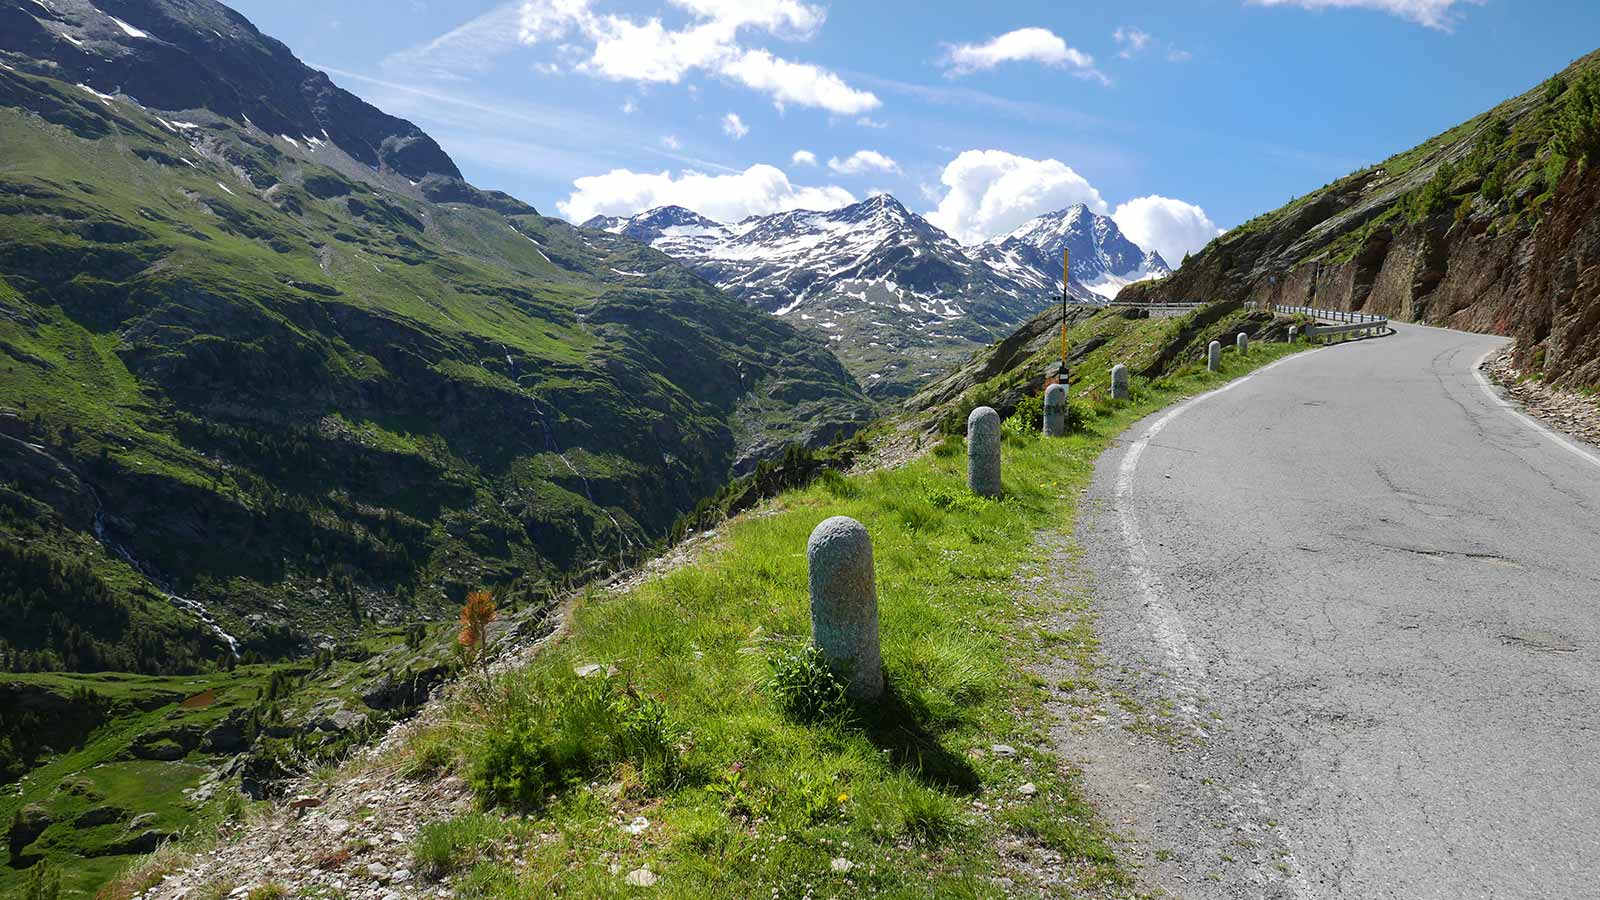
0, 0, 871, 675
585, 197, 1168, 399
1120, 48, 1600, 389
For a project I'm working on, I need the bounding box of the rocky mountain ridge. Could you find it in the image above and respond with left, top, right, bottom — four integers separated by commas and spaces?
585, 197, 1168, 398
1119, 47, 1600, 389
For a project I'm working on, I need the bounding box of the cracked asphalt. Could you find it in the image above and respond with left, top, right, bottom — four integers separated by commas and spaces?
1066, 323, 1600, 899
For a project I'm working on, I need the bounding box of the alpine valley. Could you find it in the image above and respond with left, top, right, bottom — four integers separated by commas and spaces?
0, 0, 877, 887
584, 199, 1170, 398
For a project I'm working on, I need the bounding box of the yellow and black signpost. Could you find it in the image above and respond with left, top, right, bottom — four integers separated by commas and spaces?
1058, 247, 1069, 380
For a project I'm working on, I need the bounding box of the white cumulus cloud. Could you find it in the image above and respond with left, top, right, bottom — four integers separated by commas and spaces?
1245, 0, 1480, 30
721, 111, 749, 139
1112, 196, 1223, 267
791, 149, 818, 166
717, 49, 880, 115
507, 0, 879, 114
827, 150, 900, 176
943, 27, 1104, 82
557, 164, 855, 223
925, 150, 1108, 245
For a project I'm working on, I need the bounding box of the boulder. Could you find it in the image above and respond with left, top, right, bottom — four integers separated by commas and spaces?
7, 805, 52, 855
73, 805, 127, 828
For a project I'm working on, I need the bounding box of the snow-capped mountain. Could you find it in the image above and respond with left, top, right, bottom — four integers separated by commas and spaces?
976, 204, 1171, 302
583, 196, 1169, 398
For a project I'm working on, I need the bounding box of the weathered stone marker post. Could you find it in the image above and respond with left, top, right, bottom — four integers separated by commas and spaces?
1042, 384, 1067, 437
1110, 364, 1130, 401
1288, 325, 1299, 343
1236, 332, 1250, 353
1207, 341, 1222, 372
967, 406, 1001, 497
807, 516, 883, 702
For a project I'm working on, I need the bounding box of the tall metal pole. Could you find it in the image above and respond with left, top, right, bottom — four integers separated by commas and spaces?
1060, 247, 1069, 373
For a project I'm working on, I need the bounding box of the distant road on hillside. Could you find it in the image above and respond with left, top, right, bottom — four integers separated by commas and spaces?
1070, 323, 1600, 899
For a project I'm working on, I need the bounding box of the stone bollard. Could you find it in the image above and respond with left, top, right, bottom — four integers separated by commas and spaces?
1110, 364, 1130, 401
1236, 332, 1249, 353
1207, 341, 1221, 372
807, 516, 883, 702
1042, 384, 1067, 437
967, 406, 1002, 498
1288, 326, 1299, 343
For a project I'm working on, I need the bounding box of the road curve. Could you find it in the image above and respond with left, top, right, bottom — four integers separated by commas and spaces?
1071, 323, 1600, 899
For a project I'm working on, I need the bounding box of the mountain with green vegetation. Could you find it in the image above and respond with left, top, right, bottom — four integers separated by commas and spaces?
0, 0, 874, 883
1123, 47, 1600, 388
0, 0, 871, 679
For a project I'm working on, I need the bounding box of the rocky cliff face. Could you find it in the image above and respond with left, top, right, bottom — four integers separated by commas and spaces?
1120, 49, 1600, 390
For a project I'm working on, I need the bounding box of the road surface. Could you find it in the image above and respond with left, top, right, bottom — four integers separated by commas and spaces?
1068, 323, 1600, 899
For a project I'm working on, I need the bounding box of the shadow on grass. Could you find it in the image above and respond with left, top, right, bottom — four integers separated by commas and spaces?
857, 679, 980, 794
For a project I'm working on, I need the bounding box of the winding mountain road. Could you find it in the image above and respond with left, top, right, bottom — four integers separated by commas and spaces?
1069, 323, 1600, 899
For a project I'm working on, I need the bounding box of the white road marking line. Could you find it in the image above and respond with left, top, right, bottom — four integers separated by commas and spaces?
1472, 347, 1600, 471
1112, 349, 1320, 900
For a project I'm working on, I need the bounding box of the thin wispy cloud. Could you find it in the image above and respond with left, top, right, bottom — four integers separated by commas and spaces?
1113, 27, 1152, 59
1245, 0, 1483, 31
942, 27, 1107, 84
721, 111, 749, 139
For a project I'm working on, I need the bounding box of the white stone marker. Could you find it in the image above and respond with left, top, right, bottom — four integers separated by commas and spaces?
807, 516, 883, 702
1110, 364, 1130, 401
1236, 332, 1250, 353
1207, 341, 1222, 372
1288, 326, 1299, 342
967, 406, 1002, 498
1042, 384, 1067, 437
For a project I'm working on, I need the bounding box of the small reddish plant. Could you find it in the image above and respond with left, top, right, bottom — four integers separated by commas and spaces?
457, 589, 497, 666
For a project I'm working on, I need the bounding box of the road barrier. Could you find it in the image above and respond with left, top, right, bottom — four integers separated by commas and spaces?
1271, 304, 1390, 339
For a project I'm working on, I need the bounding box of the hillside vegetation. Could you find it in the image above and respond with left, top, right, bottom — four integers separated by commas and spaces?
122, 305, 1309, 900
1123, 48, 1600, 388
0, 38, 868, 676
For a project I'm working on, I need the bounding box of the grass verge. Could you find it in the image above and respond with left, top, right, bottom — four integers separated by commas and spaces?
404, 340, 1310, 898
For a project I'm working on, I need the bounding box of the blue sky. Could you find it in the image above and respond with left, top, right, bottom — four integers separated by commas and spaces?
231, 0, 1600, 263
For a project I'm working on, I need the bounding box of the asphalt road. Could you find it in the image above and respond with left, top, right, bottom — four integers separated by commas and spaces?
1070, 323, 1600, 899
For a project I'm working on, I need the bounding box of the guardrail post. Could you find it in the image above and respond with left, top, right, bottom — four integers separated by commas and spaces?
967, 407, 1002, 498
1236, 333, 1249, 353
1287, 326, 1298, 342
1207, 341, 1221, 372
1042, 384, 1067, 437
1111, 364, 1130, 401
807, 516, 883, 702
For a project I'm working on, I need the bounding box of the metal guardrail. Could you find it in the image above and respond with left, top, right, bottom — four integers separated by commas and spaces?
1106, 302, 1206, 311
1270, 304, 1389, 338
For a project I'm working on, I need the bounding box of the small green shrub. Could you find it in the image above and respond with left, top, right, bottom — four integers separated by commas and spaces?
412, 813, 508, 877
768, 643, 850, 725
468, 676, 683, 809
20, 861, 61, 900
919, 479, 988, 515
245, 884, 287, 900
401, 727, 458, 780
818, 468, 859, 499
897, 784, 964, 843
1067, 400, 1092, 431
1010, 392, 1044, 431
1553, 69, 1600, 162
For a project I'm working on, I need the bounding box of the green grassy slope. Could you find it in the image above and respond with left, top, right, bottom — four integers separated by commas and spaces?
0, 63, 871, 674
368, 319, 1308, 899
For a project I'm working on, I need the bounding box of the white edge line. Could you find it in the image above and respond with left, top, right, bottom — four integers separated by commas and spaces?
1471, 347, 1600, 471
1113, 347, 1322, 691
1111, 346, 1321, 900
